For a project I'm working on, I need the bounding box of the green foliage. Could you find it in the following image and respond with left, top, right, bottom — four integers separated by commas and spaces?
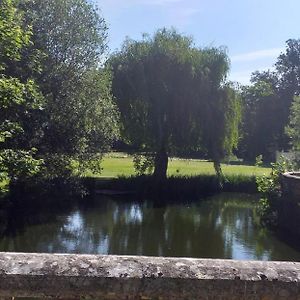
239, 72, 282, 162
255, 155, 263, 167
0, 0, 30, 67
20, 0, 119, 178
256, 157, 293, 227
110, 28, 241, 179
0, 149, 43, 179
0, 0, 44, 191
286, 96, 300, 150
239, 39, 300, 162
276, 39, 300, 96
199, 83, 242, 178
133, 154, 154, 176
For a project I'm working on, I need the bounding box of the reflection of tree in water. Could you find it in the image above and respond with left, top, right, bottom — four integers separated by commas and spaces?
206, 194, 300, 261
0, 194, 300, 261
0, 212, 66, 253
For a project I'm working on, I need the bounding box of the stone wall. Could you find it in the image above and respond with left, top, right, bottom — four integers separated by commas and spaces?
0, 252, 300, 299
280, 172, 300, 238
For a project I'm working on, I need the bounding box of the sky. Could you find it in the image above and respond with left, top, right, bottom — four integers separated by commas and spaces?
95, 0, 300, 84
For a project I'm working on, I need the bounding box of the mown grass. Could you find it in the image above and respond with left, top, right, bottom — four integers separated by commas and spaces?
84, 153, 271, 178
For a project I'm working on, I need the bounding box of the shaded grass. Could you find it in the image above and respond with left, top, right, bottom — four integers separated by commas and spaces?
2, 153, 266, 209
84, 154, 271, 178
87, 173, 258, 204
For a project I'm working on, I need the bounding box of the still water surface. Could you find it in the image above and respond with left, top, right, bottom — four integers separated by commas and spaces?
1, 193, 300, 261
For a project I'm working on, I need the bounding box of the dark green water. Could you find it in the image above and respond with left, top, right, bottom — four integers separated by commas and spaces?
1, 193, 300, 261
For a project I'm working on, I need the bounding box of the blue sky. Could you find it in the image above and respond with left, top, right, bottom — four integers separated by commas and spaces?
95, 0, 300, 84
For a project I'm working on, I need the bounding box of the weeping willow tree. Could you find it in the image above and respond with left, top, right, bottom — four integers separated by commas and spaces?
198, 84, 241, 178
110, 28, 241, 180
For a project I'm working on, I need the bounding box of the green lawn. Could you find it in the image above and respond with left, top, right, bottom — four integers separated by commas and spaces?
85, 153, 272, 178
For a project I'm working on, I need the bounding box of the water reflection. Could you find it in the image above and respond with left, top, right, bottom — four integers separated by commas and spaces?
0, 193, 300, 261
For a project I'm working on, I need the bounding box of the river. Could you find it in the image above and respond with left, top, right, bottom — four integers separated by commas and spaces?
0, 193, 299, 261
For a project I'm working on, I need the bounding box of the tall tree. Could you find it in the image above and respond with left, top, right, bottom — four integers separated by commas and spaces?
238, 40, 300, 162
0, 0, 44, 187
110, 29, 241, 179
286, 96, 300, 151
20, 0, 119, 177
110, 30, 195, 179
239, 71, 283, 162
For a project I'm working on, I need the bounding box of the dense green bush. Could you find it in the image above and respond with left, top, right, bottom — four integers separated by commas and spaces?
256, 157, 293, 227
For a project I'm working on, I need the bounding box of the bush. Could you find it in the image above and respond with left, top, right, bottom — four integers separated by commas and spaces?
256, 157, 293, 227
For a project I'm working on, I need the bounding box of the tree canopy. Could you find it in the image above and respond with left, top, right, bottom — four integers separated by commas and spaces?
286, 96, 300, 151
0, 0, 44, 185
0, 0, 120, 197
110, 29, 241, 179
20, 0, 119, 177
239, 40, 300, 162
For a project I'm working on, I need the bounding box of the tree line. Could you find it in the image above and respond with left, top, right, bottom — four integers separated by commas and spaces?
1, 0, 300, 191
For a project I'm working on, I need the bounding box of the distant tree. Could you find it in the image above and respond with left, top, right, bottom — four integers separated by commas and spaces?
286, 96, 300, 151
110, 29, 241, 179
0, 0, 44, 185
238, 40, 300, 162
276, 39, 300, 147
20, 0, 119, 177
276, 39, 300, 96
238, 71, 283, 162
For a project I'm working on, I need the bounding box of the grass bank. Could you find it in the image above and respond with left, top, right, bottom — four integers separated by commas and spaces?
84, 153, 271, 178
81, 153, 270, 202
2, 153, 270, 208
85, 174, 258, 204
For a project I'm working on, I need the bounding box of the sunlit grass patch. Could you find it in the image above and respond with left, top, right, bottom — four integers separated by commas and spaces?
90, 154, 271, 178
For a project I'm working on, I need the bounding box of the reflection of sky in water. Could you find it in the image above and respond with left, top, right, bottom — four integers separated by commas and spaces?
128, 205, 143, 223
97, 236, 109, 254
64, 212, 83, 232
222, 207, 269, 261
1, 193, 300, 261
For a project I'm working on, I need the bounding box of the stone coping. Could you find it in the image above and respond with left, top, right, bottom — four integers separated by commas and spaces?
0, 253, 300, 299
283, 172, 300, 179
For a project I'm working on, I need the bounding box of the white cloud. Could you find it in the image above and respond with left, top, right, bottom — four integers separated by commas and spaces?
231, 47, 284, 63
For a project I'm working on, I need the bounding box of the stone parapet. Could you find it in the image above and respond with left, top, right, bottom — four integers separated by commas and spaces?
281, 172, 300, 200
280, 172, 300, 238
0, 252, 300, 299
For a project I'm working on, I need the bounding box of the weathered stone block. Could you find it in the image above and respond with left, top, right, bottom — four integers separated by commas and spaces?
0, 253, 299, 299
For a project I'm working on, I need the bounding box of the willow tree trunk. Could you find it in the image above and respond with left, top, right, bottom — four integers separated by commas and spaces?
153, 147, 168, 181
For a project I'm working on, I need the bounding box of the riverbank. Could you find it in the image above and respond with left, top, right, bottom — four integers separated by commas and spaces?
0, 174, 258, 214
86, 174, 258, 202
1, 153, 270, 208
